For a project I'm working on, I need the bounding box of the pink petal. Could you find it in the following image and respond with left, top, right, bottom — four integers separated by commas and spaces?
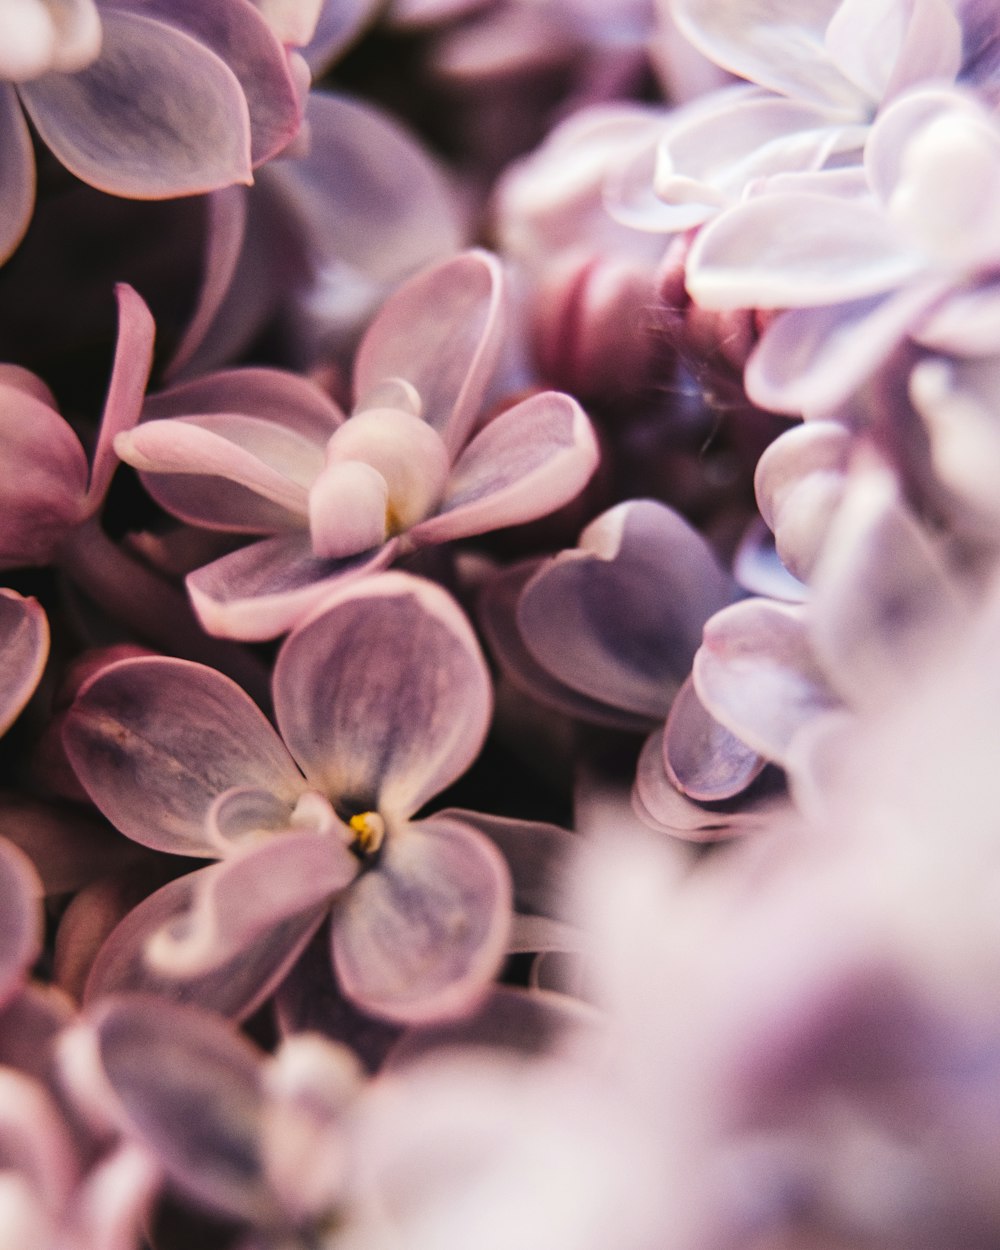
517, 500, 734, 721
144, 832, 357, 980
20, 9, 253, 198
308, 458, 390, 559
0, 1067, 79, 1213
663, 674, 766, 802
117, 414, 315, 527
303, 0, 380, 67
633, 728, 783, 840
353, 250, 505, 456
274, 572, 491, 818
0, 837, 42, 1006
62, 655, 303, 857
693, 599, 841, 763
408, 392, 599, 545
123, 0, 302, 165
187, 533, 396, 641
85, 283, 156, 511
0, 85, 34, 266
331, 814, 512, 1023
166, 186, 247, 379
0, 590, 48, 737
85, 868, 327, 1019
0, 383, 88, 569
91, 995, 280, 1225
143, 366, 345, 443
478, 561, 649, 730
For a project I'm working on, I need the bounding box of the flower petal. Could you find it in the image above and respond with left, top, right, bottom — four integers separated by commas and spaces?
275, 572, 492, 817
20, 9, 253, 198
62, 655, 303, 856
0, 85, 35, 266
85, 867, 327, 1019
186, 533, 396, 641
308, 458, 390, 559
117, 414, 316, 528
85, 283, 156, 511
663, 674, 766, 802
0, 838, 43, 1007
517, 500, 734, 721
144, 833, 357, 980
353, 250, 505, 456
91, 995, 280, 1225
409, 392, 599, 545
331, 815, 512, 1024
0, 591, 48, 737
693, 599, 841, 763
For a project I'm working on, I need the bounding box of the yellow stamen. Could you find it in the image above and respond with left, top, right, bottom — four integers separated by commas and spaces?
348, 811, 385, 855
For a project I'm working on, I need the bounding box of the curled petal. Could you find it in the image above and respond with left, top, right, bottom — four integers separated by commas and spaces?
145, 832, 356, 980
86, 283, 156, 511
117, 414, 315, 527
0, 85, 35, 266
62, 655, 303, 856
663, 675, 766, 802
275, 572, 491, 818
308, 458, 390, 559
0, 591, 48, 737
331, 815, 512, 1024
409, 392, 599, 545
91, 995, 280, 1225
517, 500, 733, 721
85, 868, 327, 1019
693, 599, 841, 763
353, 250, 505, 456
20, 9, 253, 198
143, 366, 345, 443
0, 837, 43, 1006
187, 533, 396, 641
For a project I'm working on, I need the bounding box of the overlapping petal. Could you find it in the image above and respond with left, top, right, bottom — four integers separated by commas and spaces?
331, 814, 512, 1023
0, 591, 49, 737
0, 84, 35, 266
62, 656, 304, 856
274, 573, 492, 819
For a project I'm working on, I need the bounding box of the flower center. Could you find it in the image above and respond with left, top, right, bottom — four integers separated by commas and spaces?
348, 810, 385, 862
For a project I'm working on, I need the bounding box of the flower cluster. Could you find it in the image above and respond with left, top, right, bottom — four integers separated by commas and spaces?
4, 1, 1000, 1247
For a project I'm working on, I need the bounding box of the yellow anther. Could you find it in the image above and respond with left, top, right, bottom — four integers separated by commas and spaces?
348, 811, 385, 855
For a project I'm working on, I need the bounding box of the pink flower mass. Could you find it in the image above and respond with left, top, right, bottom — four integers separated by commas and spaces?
3, 1, 1000, 1246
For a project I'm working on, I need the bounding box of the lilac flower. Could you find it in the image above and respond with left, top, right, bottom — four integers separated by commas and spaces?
63, 572, 512, 1024
686, 85, 1000, 414
0, 0, 304, 267
116, 249, 600, 640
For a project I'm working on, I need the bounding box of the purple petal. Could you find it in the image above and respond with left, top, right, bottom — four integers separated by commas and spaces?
633, 728, 784, 840
663, 675, 767, 802
91, 995, 280, 1225
670, 0, 864, 110
517, 500, 734, 720
253, 0, 324, 45
143, 366, 345, 443
20, 9, 253, 198
808, 460, 967, 709
187, 533, 396, 641
0, 382, 88, 569
745, 282, 947, 416
687, 192, 921, 311
408, 392, 599, 545
825, 0, 961, 103
353, 250, 505, 456
117, 414, 316, 527
0, 85, 34, 266
274, 572, 492, 816
693, 599, 841, 763
85, 283, 156, 510
117, 0, 302, 165
268, 91, 464, 283
0, 984, 74, 1081
0, 837, 42, 1006
0, 591, 48, 737
143, 833, 357, 980
331, 814, 512, 1023
85, 868, 327, 1019
166, 186, 247, 379
303, 0, 379, 67
62, 655, 303, 856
